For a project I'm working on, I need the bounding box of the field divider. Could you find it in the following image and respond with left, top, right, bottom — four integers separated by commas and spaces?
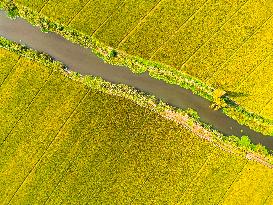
91, 1, 126, 37
206, 12, 273, 82
179, 0, 250, 70
216, 161, 248, 205
117, 0, 164, 48
0, 57, 21, 89
262, 185, 273, 204
43, 129, 95, 205
6, 88, 92, 205
0, 69, 54, 147
258, 96, 273, 116
177, 153, 213, 202
38, 0, 51, 14
66, 0, 93, 26
149, 0, 211, 60
127, 167, 156, 204
235, 52, 273, 91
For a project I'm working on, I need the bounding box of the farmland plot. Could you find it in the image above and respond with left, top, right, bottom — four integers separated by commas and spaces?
11, 0, 273, 128
0, 45, 273, 204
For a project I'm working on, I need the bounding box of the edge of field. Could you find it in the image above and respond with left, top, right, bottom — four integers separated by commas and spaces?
1, 1, 273, 137
1, 35, 273, 169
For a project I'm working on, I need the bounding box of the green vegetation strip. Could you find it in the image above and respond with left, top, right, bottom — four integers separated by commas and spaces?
0, 36, 273, 203
1, 0, 273, 136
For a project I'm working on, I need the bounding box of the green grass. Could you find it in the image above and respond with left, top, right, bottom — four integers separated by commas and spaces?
11, 0, 273, 134
1, 47, 273, 204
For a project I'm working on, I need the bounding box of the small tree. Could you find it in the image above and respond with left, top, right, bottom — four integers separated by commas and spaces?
211, 89, 227, 110
238, 135, 251, 149
109, 50, 118, 58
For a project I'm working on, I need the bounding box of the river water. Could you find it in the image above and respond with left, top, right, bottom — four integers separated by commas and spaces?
0, 11, 272, 149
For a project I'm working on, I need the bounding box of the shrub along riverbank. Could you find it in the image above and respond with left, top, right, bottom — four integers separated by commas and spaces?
1, 36, 273, 204
1, 0, 273, 136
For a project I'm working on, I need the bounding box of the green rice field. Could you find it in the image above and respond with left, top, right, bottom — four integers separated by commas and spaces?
1, 46, 273, 204
12, 0, 273, 123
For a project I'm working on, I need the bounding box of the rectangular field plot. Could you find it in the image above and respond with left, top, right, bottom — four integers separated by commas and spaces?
178, 151, 246, 205
40, 0, 90, 25
68, 0, 121, 35
151, 0, 248, 68
222, 162, 273, 205
14, 0, 48, 12
182, 0, 272, 80
93, 0, 160, 47
0, 48, 20, 84
119, 0, 208, 58
0, 58, 52, 142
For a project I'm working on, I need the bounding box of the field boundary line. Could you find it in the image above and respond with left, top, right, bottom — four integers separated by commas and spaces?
91, 1, 126, 37
66, 0, 92, 26
43, 127, 96, 204
0, 57, 21, 89
117, 0, 164, 48
206, 12, 273, 82
43, 153, 81, 204
38, 0, 51, 13
128, 167, 156, 204
235, 51, 273, 91
43, 127, 96, 205
0, 70, 54, 147
262, 184, 273, 205
177, 152, 213, 203
6, 88, 91, 205
149, 0, 210, 60
179, 0, 250, 70
216, 161, 248, 205
258, 95, 273, 115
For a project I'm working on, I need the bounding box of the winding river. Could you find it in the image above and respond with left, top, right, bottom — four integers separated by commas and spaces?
1, 11, 272, 150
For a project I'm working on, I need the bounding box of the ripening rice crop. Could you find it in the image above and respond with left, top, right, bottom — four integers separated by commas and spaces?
11, 0, 273, 126
1, 46, 273, 204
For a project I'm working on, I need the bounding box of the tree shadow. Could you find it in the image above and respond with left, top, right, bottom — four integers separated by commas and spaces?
225, 91, 249, 98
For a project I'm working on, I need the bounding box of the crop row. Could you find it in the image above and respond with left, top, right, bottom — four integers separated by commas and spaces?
225, 54, 273, 117
0, 70, 88, 204
118, 0, 209, 59
180, 0, 272, 81
40, 0, 91, 25
151, 0, 249, 68
7, 86, 91, 204
0, 48, 19, 85
13, 0, 47, 11
206, 15, 273, 89
93, 0, 161, 47
179, 151, 246, 204
67, 0, 121, 34
222, 162, 273, 204
0, 57, 52, 142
